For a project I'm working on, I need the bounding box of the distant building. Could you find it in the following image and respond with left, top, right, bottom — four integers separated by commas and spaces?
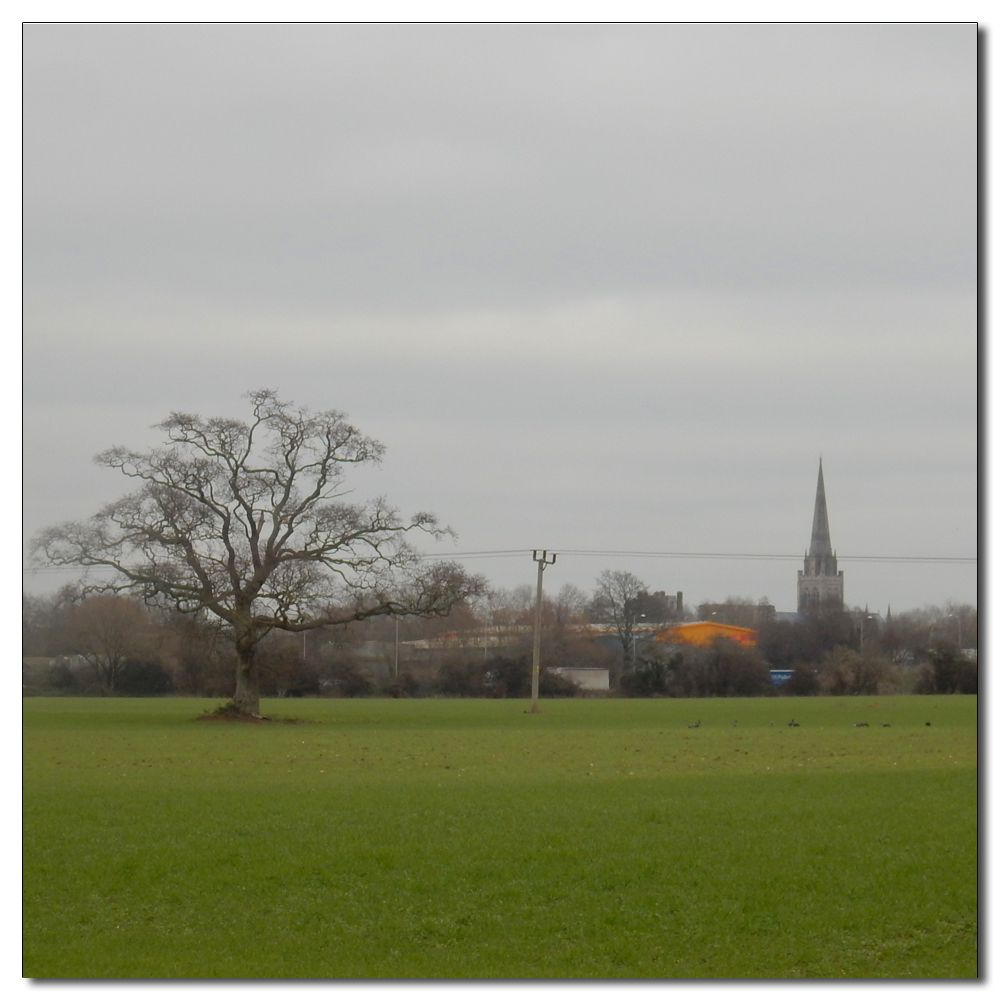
773, 611, 804, 624
697, 600, 775, 629
655, 621, 758, 648
633, 590, 685, 620
797, 459, 844, 613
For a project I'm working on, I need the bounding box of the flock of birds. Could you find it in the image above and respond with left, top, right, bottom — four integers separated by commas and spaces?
684, 719, 931, 729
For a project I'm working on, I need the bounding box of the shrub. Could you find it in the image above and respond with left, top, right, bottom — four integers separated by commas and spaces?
778, 665, 820, 696
917, 645, 978, 695
620, 651, 682, 697
327, 663, 374, 698
256, 643, 322, 697
817, 647, 897, 696
317, 651, 375, 698
436, 659, 488, 696
45, 662, 81, 692
538, 669, 581, 698
116, 660, 176, 696
435, 655, 580, 698
174, 644, 236, 697
958, 659, 978, 694
482, 656, 528, 698
668, 640, 770, 697
379, 672, 423, 698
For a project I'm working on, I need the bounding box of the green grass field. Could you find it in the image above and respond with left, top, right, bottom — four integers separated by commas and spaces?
23, 695, 977, 978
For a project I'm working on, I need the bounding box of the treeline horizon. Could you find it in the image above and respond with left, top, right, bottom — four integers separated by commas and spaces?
22, 573, 978, 701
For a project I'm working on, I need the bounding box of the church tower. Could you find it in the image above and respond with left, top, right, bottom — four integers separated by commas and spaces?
797, 459, 844, 612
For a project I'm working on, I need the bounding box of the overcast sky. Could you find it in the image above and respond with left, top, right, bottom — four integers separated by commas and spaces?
23, 22, 977, 613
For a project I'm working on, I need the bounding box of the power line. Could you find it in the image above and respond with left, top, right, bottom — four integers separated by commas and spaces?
559, 550, 976, 564
22, 549, 977, 574
413, 549, 976, 565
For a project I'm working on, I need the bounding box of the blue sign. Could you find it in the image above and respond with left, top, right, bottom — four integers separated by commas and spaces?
769, 670, 793, 685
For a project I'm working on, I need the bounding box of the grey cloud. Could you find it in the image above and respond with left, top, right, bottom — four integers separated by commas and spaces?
25, 23, 975, 313
23, 24, 977, 611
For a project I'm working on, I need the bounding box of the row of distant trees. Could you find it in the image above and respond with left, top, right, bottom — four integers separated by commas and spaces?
23, 574, 976, 699
622, 641, 977, 699
25, 390, 978, 711
21, 581, 611, 698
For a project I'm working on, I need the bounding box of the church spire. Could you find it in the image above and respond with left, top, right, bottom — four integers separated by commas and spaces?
797, 458, 844, 613
809, 459, 833, 558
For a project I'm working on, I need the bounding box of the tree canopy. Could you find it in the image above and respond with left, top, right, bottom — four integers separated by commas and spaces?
33, 389, 483, 715
590, 569, 647, 686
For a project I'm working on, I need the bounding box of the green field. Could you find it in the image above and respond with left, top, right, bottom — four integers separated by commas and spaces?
23, 695, 977, 978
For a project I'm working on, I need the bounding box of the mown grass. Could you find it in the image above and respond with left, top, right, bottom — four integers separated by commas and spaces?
23, 695, 977, 978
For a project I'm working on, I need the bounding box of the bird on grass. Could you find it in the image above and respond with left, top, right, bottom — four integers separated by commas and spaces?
787, 720, 799, 727
730, 721, 738, 727
687, 721, 701, 729
854, 722, 869, 727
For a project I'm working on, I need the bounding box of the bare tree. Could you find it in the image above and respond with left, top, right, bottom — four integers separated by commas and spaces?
590, 569, 647, 687
63, 594, 151, 695
816, 646, 898, 696
33, 390, 484, 716
481, 586, 534, 654
554, 583, 589, 625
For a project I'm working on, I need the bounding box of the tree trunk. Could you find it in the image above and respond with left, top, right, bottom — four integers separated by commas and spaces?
611, 632, 632, 689
610, 649, 625, 690
230, 628, 261, 716
108, 656, 121, 696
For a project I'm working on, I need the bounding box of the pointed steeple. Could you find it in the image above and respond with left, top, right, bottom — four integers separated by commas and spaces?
808, 459, 833, 558
797, 458, 843, 613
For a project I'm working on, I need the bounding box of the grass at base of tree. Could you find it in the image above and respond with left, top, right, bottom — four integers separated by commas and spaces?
23, 696, 977, 978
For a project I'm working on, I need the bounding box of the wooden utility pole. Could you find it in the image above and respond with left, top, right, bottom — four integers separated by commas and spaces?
530, 550, 557, 713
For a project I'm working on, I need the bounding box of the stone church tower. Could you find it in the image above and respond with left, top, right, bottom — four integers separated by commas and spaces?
797, 460, 844, 612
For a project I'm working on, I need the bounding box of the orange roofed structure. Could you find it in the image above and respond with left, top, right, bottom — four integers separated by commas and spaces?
656, 621, 758, 648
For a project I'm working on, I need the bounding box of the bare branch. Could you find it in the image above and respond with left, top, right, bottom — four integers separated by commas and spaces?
32, 390, 481, 715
